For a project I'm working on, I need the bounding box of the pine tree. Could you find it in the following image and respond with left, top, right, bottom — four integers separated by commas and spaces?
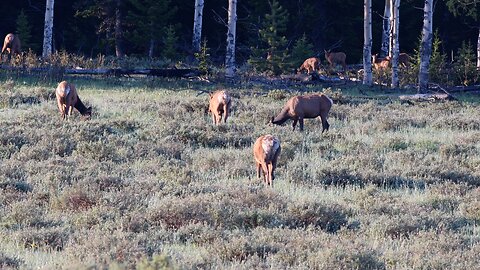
16, 10, 33, 52
290, 34, 315, 69
127, 0, 177, 57
248, 0, 290, 75
162, 25, 178, 61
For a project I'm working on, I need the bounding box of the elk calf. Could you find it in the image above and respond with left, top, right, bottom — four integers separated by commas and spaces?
324, 50, 346, 71
55, 81, 92, 120
271, 94, 333, 132
208, 90, 231, 125
298, 57, 321, 74
1, 33, 21, 57
372, 54, 391, 70
253, 134, 281, 187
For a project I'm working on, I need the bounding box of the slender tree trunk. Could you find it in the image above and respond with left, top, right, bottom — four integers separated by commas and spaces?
390, 0, 400, 88
42, 0, 54, 58
418, 0, 434, 93
381, 0, 391, 58
148, 39, 155, 59
363, 0, 373, 86
192, 0, 205, 53
115, 0, 125, 58
225, 0, 237, 79
477, 28, 480, 69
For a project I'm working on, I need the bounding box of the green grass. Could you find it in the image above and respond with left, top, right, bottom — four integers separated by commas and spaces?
0, 76, 479, 269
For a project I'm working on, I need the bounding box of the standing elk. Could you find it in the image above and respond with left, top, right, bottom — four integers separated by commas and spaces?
297, 57, 321, 74
324, 50, 347, 71
372, 54, 391, 70
208, 90, 231, 125
253, 134, 281, 187
55, 81, 92, 120
271, 94, 333, 132
1, 33, 21, 59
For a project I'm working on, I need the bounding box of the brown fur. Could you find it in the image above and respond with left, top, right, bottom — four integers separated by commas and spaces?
208, 90, 231, 125
1, 33, 21, 57
372, 54, 391, 70
253, 134, 281, 187
399, 53, 411, 68
298, 57, 321, 74
271, 94, 333, 132
324, 50, 346, 71
55, 81, 92, 120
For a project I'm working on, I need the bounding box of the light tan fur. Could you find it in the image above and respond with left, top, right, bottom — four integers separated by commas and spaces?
208, 90, 231, 125
373, 53, 410, 70
271, 94, 333, 132
298, 57, 321, 74
1, 33, 21, 57
372, 54, 391, 70
253, 135, 281, 187
324, 50, 346, 71
55, 81, 92, 120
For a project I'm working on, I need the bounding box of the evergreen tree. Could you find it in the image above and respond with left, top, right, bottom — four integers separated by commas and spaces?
16, 10, 34, 52
127, 0, 177, 57
162, 25, 178, 61
429, 31, 448, 85
289, 34, 315, 69
248, 0, 290, 75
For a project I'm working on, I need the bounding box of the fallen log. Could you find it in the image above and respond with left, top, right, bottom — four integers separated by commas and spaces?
398, 93, 456, 104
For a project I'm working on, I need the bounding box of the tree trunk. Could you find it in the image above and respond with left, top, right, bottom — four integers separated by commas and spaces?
390, 0, 400, 88
148, 39, 155, 58
418, 0, 434, 93
381, 0, 391, 58
363, 0, 373, 86
42, 0, 54, 58
115, 0, 125, 58
477, 28, 480, 69
225, 0, 237, 79
192, 0, 205, 53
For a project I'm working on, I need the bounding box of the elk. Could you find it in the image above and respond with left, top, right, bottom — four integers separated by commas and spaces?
253, 134, 281, 187
297, 57, 321, 74
1, 33, 21, 58
208, 90, 231, 125
55, 81, 92, 120
324, 50, 347, 71
271, 94, 333, 132
372, 54, 391, 70
399, 53, 411, 68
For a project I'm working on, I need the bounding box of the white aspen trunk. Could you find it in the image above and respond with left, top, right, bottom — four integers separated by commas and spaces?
477, 28, 480, 69
225, 0, 237, 79
363, 0, 373, 86
390, 0, 400, 88
381, 0, 391, 58
418, 0, 433, 93
115, 0, 125, 58
192, 0, 205, 53
42, 0, 54, 58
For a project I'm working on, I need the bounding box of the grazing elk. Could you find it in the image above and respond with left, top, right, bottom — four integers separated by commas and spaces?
55, 81, 92, 120
271, 94, 333, 132
208, 90, 231, 125
372, 54, 391, 70
1, 33, 21, 59
297, 57, 321, 74
324, 50, 347, 71
253, 134, 281, 187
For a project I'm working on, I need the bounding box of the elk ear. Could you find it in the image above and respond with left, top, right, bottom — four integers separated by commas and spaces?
208, 93, 213, 99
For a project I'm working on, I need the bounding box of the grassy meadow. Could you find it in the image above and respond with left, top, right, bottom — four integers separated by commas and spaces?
0, 76, 479, 269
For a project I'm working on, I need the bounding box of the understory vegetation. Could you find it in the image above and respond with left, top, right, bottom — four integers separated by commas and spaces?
0, 76, 479, 269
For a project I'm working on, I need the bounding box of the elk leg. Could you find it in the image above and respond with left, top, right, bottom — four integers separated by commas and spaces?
267, 163, 274, 187
292, 118, 298, 131
223, 104, 229, 123
299, 117, 304, 131
256, 162, 262, 179
261, 163, 269, 186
